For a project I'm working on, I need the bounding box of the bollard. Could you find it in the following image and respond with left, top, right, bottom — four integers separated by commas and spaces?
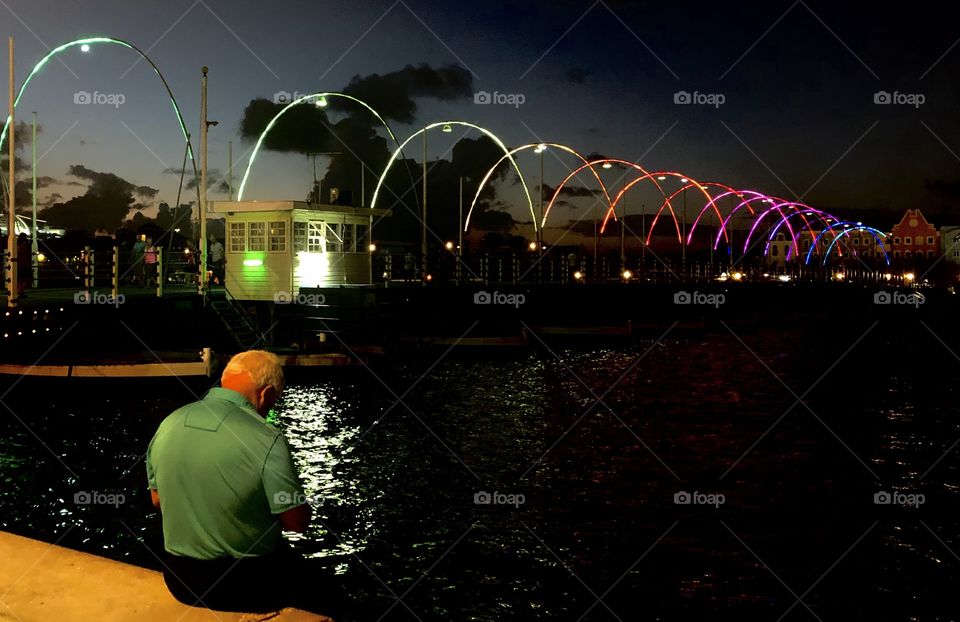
82, 246, 92, 298
112, 246, 119, 300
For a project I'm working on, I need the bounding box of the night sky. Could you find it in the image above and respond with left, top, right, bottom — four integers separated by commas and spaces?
3, 0, 960, 230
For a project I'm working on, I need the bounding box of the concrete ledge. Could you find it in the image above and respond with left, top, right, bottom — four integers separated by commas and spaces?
0, 531, 332, 621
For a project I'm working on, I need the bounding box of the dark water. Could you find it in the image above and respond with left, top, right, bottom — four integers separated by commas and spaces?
2, 319, 960, 620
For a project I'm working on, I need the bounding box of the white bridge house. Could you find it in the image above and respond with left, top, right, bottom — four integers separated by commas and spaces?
209, 200, 389, 301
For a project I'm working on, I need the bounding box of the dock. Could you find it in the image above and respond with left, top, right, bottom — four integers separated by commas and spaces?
0, 531, 332, 621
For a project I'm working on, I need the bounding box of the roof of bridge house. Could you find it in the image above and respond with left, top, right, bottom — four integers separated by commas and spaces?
208, 200, 390, 218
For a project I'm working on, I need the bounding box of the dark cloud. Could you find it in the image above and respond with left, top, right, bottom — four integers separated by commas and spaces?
69, 164, 158, 199
40, 165, 156, 232
542, 182, 603, 199
340, 63, 474, 124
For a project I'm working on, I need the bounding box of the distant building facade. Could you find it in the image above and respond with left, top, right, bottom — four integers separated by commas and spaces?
940, 225, 960, 265
890, 209, 938, 261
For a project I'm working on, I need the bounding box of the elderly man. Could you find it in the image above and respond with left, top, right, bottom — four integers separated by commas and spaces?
146, 350, 310, 612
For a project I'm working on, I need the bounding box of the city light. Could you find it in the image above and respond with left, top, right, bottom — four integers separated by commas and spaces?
904, 272, 916, 282
731, 272, 744, 281
621, 270, 633, 280
446, 241, 455, 251
368, 243, 377, 252
528, 241, 538, 251
80, 44, 90, 52
315, 95, 328, 108
573, 271, 583, 280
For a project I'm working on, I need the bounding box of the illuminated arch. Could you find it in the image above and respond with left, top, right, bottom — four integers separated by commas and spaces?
742, 202, 825, 256
541, 160, 680, 241
464, 142, 613, 232
626, 181, 739, 246
370, 121, 535, 229
237, 92, 408, 200
762, 208, 841, 260
1, 36, 195, 174
817, 225, 890, 266
687, 189, 766, 244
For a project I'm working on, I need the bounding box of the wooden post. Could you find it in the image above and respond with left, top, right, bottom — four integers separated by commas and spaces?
156, 248, 163, 298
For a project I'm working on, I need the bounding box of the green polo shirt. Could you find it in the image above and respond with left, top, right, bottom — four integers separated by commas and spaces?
146, 387, 305, 560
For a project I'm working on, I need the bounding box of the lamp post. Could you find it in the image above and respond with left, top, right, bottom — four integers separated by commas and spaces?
31, 111, 37, 288
6, 37, 15, 308
680, 177, 688, 276
421, 123, 452, 283
535, 144, 546, 281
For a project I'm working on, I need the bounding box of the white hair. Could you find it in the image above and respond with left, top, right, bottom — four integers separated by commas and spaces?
222, 350, 284, 392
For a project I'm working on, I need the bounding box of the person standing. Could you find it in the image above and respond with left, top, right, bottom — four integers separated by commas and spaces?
208, 235, 224, 286
143, 238, 158, 288
145, 351, 321, 614
130, 235, 146, 286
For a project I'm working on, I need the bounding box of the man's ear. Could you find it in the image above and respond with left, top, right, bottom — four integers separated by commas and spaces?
259, 384, 279, 409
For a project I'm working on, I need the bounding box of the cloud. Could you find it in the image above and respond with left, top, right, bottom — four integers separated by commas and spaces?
340, 63, 474, 124
69, 164, 158, 199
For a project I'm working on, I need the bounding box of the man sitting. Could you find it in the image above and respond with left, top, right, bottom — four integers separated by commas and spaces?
146, 350, 312, 612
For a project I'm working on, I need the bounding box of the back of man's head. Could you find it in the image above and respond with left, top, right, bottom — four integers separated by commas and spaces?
221, 350, 284, 416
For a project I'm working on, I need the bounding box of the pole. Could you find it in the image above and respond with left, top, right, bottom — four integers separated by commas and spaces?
360, 160, 365, 208
457, 175, 463, 285
7, 37, 16, 307
31, 111, 37, 288
227, 140, 233, 201
620, 178, 626, 270
538, 149, 544, 282
681, 189, 687, 275
199, 66, 208, 297
421, 128, 427, 284
641, 202, 646, 269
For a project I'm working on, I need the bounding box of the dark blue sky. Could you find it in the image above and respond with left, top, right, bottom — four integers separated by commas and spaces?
3, 0, 960, 225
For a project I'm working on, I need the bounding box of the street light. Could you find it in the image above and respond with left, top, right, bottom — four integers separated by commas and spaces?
80, 44, 90, 52
421, 124, 455, 284
314, 95, 328, 108
680, 178, 689, 273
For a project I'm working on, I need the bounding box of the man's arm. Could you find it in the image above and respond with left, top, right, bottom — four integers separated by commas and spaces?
150, 488, 161, 510
278, 503, 310, 533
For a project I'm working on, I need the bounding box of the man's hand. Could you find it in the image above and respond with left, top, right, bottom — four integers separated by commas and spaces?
279, 503, 310, 533
150, 489, 161, 510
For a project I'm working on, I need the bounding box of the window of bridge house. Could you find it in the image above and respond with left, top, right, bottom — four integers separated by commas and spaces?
229, 222, 245, 252
248, 222, 266, 251
269, 221, 287, 252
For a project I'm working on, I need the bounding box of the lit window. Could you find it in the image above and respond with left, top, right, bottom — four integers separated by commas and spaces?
307, 221, 325, 253
248, 222, 266, 251
342, 224, 355, 253
229, 222, 245, 252
293, 222, 307, 251
269, 221, 286, 252
326, 223, 342, 253
916, 236, 923, 246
